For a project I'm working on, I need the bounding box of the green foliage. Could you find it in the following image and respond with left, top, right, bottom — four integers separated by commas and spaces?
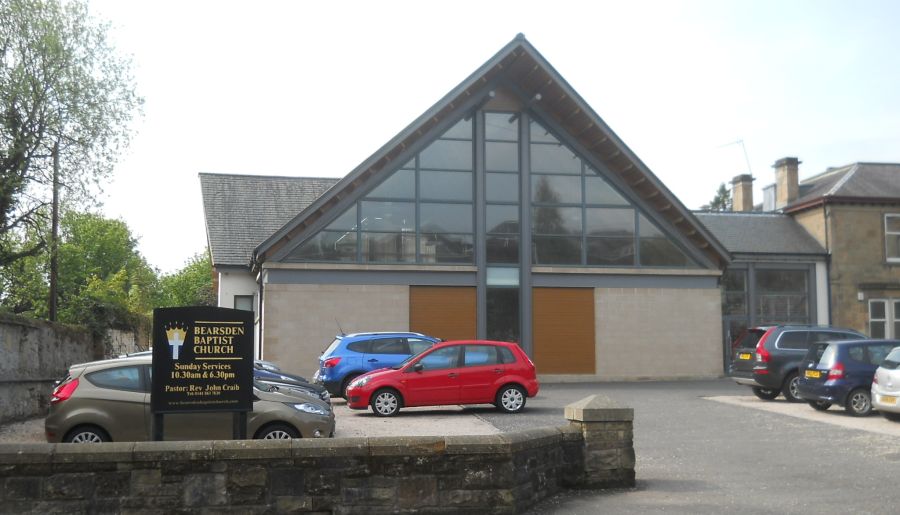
0, 0, 141, 267
707, 183, 732, 211
157, 252, 215, 308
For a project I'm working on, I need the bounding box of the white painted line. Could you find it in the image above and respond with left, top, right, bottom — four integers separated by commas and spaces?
706, 395, 900, 437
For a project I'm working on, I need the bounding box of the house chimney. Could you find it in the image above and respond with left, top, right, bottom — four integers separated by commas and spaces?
773, 157, 800, 209
731, 174, 754, 212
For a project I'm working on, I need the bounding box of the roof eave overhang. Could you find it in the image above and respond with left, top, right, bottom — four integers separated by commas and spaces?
784, 195, 900, 214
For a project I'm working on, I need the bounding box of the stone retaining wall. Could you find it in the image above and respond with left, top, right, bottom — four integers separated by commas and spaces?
0, 395, 634, 513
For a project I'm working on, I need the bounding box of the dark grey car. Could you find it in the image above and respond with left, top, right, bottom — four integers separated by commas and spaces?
729, 325, 865, 402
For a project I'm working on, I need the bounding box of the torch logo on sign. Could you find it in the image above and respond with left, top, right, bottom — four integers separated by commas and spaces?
165, 323, 188, 360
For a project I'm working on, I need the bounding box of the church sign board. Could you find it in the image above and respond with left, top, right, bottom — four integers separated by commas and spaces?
151, 306, 254, 414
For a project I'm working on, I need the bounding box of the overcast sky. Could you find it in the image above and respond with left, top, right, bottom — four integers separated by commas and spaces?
88, 0, 900, 273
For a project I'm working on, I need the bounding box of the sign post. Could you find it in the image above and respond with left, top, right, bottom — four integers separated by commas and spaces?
151, 306, 254, 440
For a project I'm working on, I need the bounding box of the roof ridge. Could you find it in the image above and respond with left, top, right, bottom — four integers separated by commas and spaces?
198, 172, 340, 181
824, 163, 859, 196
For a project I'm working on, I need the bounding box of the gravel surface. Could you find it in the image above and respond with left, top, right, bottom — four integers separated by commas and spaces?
0, 417, 44, 443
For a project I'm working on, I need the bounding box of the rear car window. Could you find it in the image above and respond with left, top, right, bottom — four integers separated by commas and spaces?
369, 338, 408, 354
805, 343, 830, 363
867, 344, 894, 366
818, 345, 837, 367
499, 347, 516, 364
464, 345, 500, 367
847, 346, 865, 363
778, 331, 808, 350
735, 329, 766, 349
324, 338, 342, 355
881, 348, 900, 370
347, 341, 370, 353
87, 365, 143, 391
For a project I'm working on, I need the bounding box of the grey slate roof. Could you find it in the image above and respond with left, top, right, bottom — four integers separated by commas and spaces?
792, 163, 900, 207
694, 212, 826, 256
199, 173, 339, 267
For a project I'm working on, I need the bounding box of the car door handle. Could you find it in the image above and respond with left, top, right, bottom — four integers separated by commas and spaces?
447, 373, 458, 378
368, 359, 378, 362
493, 368, 503, 374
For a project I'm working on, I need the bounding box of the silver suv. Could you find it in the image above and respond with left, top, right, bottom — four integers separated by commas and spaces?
45, 355, 334, 443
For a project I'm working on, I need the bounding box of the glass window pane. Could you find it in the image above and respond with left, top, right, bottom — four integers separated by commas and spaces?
325, 205, 358, 231
420, 170, 473, 201
532, 175, 581, 204
464, 345, 500, 366
360, 201, 415, 231
870, 300, 886, 319
487, 288, 520, 342
288, 231, 357, 262
486, 205, 519, 234
530, 120, 559, 144
533, 236, 583, 265
366, 169, 415, 199
486, 235, 519, 264
420, 140, 472, 170
585, 208, 634, 237
895, 300, 900, 319
486, 268, 519, 287
723, 292, 747, 316
533, 206, 582, 235
486, 173, 519, 202
88, 366, 142, 391
778, 332, 808, 350
419, 233, 474, 264
417, 346, 461, 370
361, 232, 415, 263
723, 269, 747, 292
585, 174, 628, 205
887, 234, 900, 260
586, 238, 634, 266
486, 141, 519, 172
530, 143, 581, 174
756, 270, 809, 325
441, 118, 472, 140
638, 214, 695, 267
420, 203, 472, 233
886, 215, 900, 232
870, 322, 886, 339
485, 113, 518, 141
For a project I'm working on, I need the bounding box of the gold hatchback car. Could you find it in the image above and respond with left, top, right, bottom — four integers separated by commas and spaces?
45, 356, 334, 443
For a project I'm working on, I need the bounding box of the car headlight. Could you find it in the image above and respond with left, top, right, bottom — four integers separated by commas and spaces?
292, 403, 328, 415
350, 376, 370, 388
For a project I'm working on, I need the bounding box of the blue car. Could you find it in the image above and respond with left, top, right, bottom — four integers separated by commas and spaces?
798, 339, 898, 416
313, 332, 439, 398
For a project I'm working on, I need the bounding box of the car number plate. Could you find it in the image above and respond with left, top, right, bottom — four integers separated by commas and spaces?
881, 395, 898, 405
738, 353, 752, 360
804, 370, 821, 379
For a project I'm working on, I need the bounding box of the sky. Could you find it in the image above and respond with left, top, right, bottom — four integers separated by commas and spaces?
87, 0, 900, 273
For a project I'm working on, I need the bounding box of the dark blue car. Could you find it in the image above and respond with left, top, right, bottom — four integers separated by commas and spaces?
798, 339, 897, 416
313, 332, 439, 398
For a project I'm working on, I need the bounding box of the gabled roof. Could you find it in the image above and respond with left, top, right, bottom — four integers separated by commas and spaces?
199, 173, 339, 268
785, 162, 900, 213
253, 34, 729, 270
694, 212, 825, 256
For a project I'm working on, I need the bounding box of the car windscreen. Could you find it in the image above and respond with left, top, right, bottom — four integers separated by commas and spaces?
735, 329, 766, 350
881, 348, 900, 370
817, 344, 838, 367
392, 345, 433, 369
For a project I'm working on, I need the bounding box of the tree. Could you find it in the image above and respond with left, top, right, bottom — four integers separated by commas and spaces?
157, 251, 216, 308
706, 183, 731, 211
0, 0, 141, 267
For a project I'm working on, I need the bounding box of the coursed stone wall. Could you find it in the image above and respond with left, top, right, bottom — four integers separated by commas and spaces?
0, 395, 634, 514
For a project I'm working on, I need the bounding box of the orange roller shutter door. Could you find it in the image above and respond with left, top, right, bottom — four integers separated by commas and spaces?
532, 287, 595, 374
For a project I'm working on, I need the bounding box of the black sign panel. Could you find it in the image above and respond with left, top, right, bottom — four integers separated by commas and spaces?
151, 306, 254, 414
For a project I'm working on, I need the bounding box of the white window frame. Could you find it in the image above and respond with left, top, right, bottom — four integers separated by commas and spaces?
886, 214, 900, 263
869, 298, 900, 339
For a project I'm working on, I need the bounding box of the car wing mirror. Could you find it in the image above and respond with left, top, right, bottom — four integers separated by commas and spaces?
413, 362, 424, 373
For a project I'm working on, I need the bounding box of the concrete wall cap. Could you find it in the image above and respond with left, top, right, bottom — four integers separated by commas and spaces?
53, 441, 135, 463
293, 436, 368, 458
132, 440, 214, 462
565, 394, 634, 422
0, 443, 55, 463
367, 436, 446, 456
212, 439, 291, 460
444, 434, 509, 455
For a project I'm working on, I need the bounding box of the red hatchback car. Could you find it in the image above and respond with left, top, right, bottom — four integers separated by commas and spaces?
345, 340, 539, 416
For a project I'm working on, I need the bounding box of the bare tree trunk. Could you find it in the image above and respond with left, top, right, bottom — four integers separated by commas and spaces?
49, 140, 59, 321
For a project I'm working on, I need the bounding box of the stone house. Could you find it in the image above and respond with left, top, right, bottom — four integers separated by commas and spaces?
721, 159, 900, 342
200, 35, 731, 381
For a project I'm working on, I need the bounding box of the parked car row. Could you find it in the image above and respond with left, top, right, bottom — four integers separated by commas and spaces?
48, 333, 539, 443
729, 324, 900, 420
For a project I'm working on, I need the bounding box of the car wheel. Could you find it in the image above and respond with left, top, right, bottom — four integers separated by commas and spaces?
781, 372, 802, 402
63, 425, 110, 443
752, 387, 780, 401
256, 423, 300, 439
845, 389, 872, 417
496, 385, 526, 414
341, 374, 361, 400
807, 400, 832, 411
371, 388, 401, 417
882, 411, 900, 422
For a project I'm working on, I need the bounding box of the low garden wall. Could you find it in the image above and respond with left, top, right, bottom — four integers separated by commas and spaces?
0, 395, 635, 513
